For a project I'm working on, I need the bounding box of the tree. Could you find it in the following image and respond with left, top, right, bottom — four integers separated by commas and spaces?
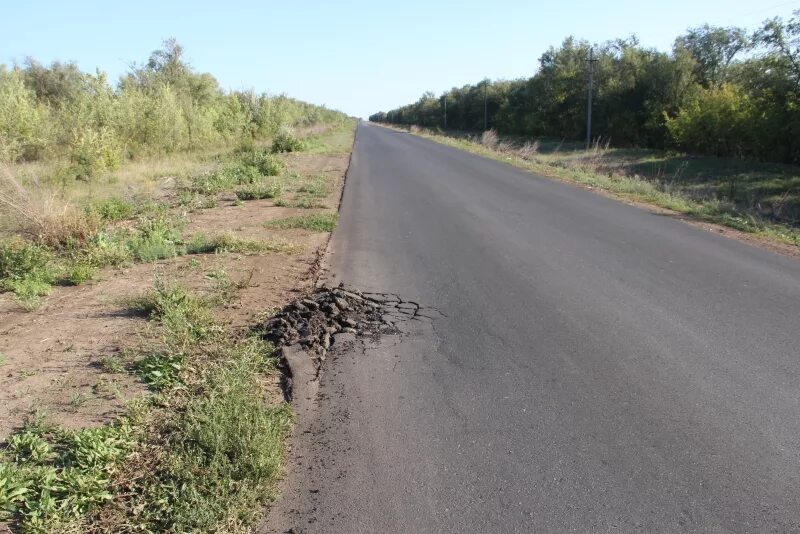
674, 24, 750, 87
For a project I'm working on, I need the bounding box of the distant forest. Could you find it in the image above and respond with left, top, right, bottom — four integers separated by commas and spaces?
370, 11, 800, 164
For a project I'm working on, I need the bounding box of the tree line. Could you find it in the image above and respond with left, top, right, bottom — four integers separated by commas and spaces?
370, 11, 800, 165
0, 39, 349, 178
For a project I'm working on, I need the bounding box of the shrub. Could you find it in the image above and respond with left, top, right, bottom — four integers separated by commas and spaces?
270, 128, 305, 153
239, 150, 285, 176
69, 126, 122, 180
0, 239, 52, 281
86, 197, 136, 222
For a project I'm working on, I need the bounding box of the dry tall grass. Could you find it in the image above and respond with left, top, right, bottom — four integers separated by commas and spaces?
0, 166, 100, 247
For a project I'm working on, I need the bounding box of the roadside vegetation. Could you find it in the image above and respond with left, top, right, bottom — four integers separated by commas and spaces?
0, 39, 354, 533
371, 11, 800, 247
401, 128, 800, 248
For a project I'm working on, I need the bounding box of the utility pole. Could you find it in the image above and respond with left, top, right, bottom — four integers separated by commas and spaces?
484, 82, 489, 131
586, 47, 598, 150
443, 94, 447, 130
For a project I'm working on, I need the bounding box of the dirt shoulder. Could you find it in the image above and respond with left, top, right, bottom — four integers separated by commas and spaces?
0, 123, 355, 533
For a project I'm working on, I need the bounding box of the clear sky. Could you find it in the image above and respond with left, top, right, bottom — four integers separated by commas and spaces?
2, 0, 798, 118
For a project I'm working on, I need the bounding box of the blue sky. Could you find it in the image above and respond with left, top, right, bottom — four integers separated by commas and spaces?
2, 0, 798, 118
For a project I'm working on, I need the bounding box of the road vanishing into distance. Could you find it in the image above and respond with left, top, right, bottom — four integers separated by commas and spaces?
264, 123, 800, 533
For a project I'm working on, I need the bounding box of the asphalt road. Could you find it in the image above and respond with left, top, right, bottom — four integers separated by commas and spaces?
264, 123, 800, 533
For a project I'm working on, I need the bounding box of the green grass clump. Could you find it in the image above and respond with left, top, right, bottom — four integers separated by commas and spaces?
235, 178, 283, 200
178, 191, 218, 211
127, 338, 293, 532
270, 129, 305, 153
122, 282, 218, 348
127, 215, 185, 262
186, 233, 303, 255
85, 197, 137, 222
264, 213, 338, 232
273, 196, 325, 209
297, 176, 330, 198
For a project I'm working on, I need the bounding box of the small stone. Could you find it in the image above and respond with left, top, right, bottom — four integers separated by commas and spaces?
334, 297, 350, 311
302, 299, 319, 310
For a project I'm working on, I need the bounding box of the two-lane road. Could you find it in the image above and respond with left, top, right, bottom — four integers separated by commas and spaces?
264, 123, 800, 533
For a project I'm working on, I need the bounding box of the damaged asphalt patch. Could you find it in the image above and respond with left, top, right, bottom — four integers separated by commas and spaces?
261, 284, 436, 411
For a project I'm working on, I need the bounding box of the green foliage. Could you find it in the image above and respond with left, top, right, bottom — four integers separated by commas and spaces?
127, 215, 184, 262
186, 233, 302, 255
0, 416, 140, 531
264, 213, 338, 232
135, 352, 184, 391
371, 12, 800, 166
298, 176, 330, 198
0, 40, 349, 170
0, 68, 49, 162
270, 128, 305, 153
129, 338, 293, 532
665, 84, 758, 158
86, 197, 137, 222
239, 150, 285, 176
123, 282, 216, 348
235, 178, 283, 200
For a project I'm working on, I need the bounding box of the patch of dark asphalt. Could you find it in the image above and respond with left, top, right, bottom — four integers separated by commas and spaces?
260, 284, 441, 408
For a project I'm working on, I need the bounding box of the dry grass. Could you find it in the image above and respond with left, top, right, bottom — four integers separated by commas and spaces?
0, 166, 101, 247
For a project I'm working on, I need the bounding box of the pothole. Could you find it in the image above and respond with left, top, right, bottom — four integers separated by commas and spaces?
261, 284, 430, 402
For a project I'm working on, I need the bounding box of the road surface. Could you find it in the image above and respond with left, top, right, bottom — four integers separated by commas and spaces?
263, 123, 800, 533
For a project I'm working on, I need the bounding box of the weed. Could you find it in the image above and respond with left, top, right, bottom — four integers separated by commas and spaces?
135, 352, 184, 391
0, 353, 7, 366
178, 191, 217, 211
127, 215, 185, 262
120, 338, 292, 531
63, 261, 96, 285
298, 176, 330, 198
86, 197, 136, 222
68, 392, 87, 409
264, 213, 338, 232
122, 282, 217, 348
186, 233, 302, 255
274, 196, 325, 209
235, 178, 283, 200
99, 355, 125, 374
0, 413, 141, 531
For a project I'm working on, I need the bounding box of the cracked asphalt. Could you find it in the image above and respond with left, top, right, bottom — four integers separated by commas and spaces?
261, 123, 800, 533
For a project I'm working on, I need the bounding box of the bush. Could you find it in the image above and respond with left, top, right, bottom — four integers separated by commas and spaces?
240, 150, 285, 176
86, 197, 137, 221
0, 239, 52, 281
270, 128, 305, 153
69, 126, 122, 180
